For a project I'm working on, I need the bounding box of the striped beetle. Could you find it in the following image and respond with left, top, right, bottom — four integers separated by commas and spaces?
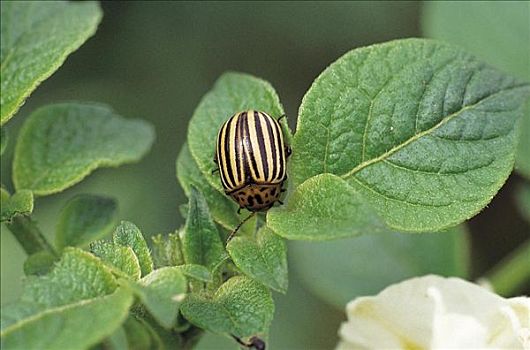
214, 110, 290, 239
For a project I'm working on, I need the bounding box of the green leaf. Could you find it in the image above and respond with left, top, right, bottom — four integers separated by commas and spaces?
0, 287, 133, 350
129, 267, 187, 329
291, 225, 469, 308
121, 316, 156, 350
13, 102, 155, 195
23, 251, 56, 276
0, 188, 33, 222
227, 226, 288, 293
181, 187, 227, 270
1, 248, 116, 330
422, 2, 530, 180
177, 143, 243, 232
187, 72, 286, 193
113, 221, 153, 277
268, 174, 386, 240
181, 276, 274, 338
0, 1, 102, 126
289, 38, 530, 234
100, 326, 128, 350
175, 264, 212, 283
515, 182, 530, 224
0, 128, 7, 155
90, 241, 141, 280
55, 194, 118, 250
151, 232, 184, 268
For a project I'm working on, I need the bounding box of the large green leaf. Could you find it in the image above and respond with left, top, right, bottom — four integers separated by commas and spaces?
285, 38, 530, 236
291, 225, 469, 308
0, 188, 33, 223
181, 187, 227, 270
181, 276, 274, 338
0, 287, 133, 350
0, 1, 102, 125
55, 194, 118, 250
187, 72, 287, 193
422, 2, 530, 180
129, 267, 187, 329
13, 102, 155, 195
227, 226, 288, 293
113, 221, 153, 277
1, 248, 116, 331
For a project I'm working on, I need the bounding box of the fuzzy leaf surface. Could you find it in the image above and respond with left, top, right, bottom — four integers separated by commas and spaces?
289, 38, 530, 233
0, 1, 102, 125
181, 187, 226, 270
180, 276, 274, 338
0, 288, 133, 350
227, 226, 288, 293
113, 221, 153, 277
129, 267, 187, 329
0, 188, 33, 222
13, 103, 155, 195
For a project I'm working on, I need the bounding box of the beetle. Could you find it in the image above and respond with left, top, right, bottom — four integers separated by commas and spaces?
214, 110, 290, 239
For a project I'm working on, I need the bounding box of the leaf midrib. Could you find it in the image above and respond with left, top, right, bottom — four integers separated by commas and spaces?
341, 84, 529, 180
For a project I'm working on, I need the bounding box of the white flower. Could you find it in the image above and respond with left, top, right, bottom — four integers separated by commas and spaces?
337, 275, 530, 350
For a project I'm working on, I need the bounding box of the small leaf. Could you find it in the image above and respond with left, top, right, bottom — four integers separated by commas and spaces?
181, 276, 274, 338
13, 102, 155, 195
227, 226, 288, 293
181, 187, 227, 270
100, 326, 128, 350
129, 267, 187, 329
0, 128, 7, 155
290, 38, 530, 234
55, 194, 118, 250
151, 232, 184, 268
187, 72, 286, 193
90, 241, 141, 280
113, 221, 153, 277
267, 174, 387, 240
0, 288, 133, 350
291, 226, 469, 308
0, 1, 102, 125
0, 188, 33, 222
175, 264, 212, 283
23, 251, 56, 276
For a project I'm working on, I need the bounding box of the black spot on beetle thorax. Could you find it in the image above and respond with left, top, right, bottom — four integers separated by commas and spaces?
229, 183, 283, 212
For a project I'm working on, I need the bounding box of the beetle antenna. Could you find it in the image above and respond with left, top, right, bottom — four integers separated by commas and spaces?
227, 212, 256, 242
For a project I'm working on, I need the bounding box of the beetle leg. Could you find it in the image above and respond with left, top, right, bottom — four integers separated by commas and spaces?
280, 189, 286, 193
238, 207, 242, 214
211, 168, 219, 175
278, 114, 286, 122
285, 145, 292, 158
277, 200, 284, 205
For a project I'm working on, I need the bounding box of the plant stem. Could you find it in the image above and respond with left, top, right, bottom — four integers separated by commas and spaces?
485, 239, 530, 296
6, 215, 57, 257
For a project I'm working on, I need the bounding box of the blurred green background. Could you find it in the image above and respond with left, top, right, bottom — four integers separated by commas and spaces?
1, 2, 528, 349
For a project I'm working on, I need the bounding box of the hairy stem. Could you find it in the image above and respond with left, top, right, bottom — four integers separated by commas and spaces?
6, 215, 57, 256
485, 239, 530, 297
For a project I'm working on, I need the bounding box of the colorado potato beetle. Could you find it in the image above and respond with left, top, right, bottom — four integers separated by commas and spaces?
214, 110, 290, 240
